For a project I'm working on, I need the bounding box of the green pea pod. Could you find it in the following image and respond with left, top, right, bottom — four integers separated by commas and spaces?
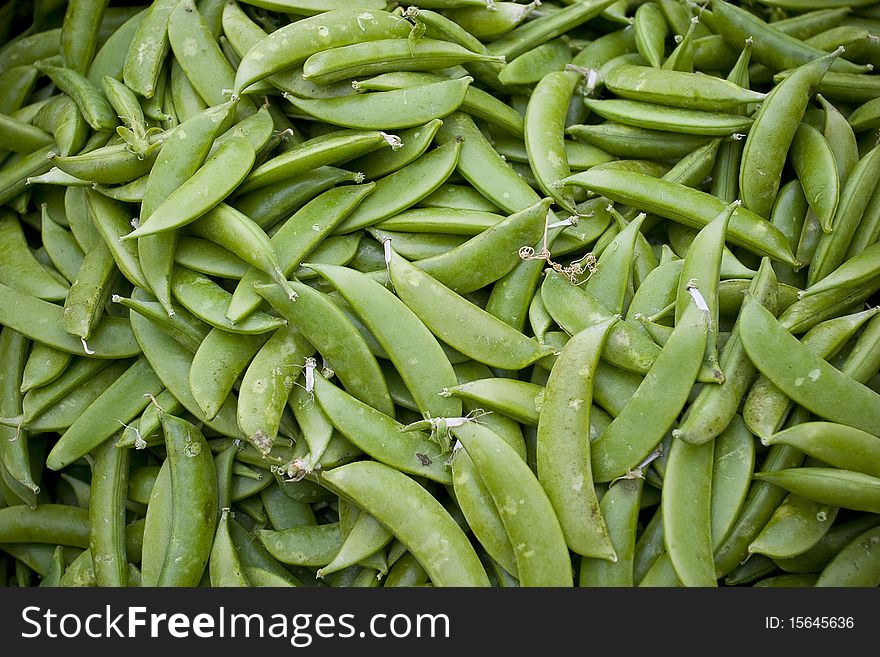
233, 8, 411, 94
537, 316, 618, 560
763, 422, 880, 478
747, 493, 838, 561
583, 98, 753, 136
45, 356, 162, 471
209, 508, 249, 587
20, 342, 71, 393
709, 414, 757, 549
85, 190, 149, 291
739, 297, 880, 436
33, 62, 117, 131
286, 77, 471, 131
633, 2, 668, 68
0, 328, 36, 494
151, 411, 217, 586
591, 290, 708, 482
322, 460, 490, 586
317, 509, 393, 579
542, 270, 661, 374
189, 328, 268, 423
237, 326, 314, 454
123, 0, 178, 98
452, 423, 572, 587
306, 263, 460, 419
740, 48, 842, 218
388, 251, 554, 370
52, 137, 164, 185
498, 38, 571, 87
563, 168, 798, 266
0, 504, 90, 547
712, 0, 868, 75
123, 132, 255, 240
313, 373, 450, 484
816, 525, 880, 587
255, 281, 394, 417
753, 468, 880, 515
0, 211, 68, 301
88, 437, 129, 587
444, 378, 542, 426
663, 437, 716, 587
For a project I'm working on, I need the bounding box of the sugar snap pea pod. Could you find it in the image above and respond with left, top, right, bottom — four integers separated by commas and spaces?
167, 1, 252, 116
239, 130, 395, 194
662, 436, 716, 587
800, 242, 880, 300
769, 8, 853, 39
753, 468, 880, 514
848, 97, 880, 132
113, 292, 209, 354
747, 492, 838, 561
582, 213, 647, 315
0, 27, 62, 71
186, 203, 295, 300
60, 238, 118, 345
116, 388, 182, 448
388, 251, 554, 370
563, 169, 798, 266
0, 505, 90, 547
713, 1, 867, 75
0, 113, 54, 153
763, 423, 880, 478
346, 120, 444, 180
523, 70, 579, 213
375, 207, 501, 236
633, 2, 668, 68
285, 77, 471, 131
313, 374, 450, 483
84, 190, 148, 290
740, 49, 842, 220
122, 0, 177, 98
444, 378, 542, 426
318, 507, 393, 579
579, 477, 643, 587
0, 146, 57, 207
591, 287, 709, 483
498, 38, 571, 87
537, 316, 617, 560
742, 298, 880, 435
542, 270, 661, 374
662, 15, 701, 73
0, 211, 68, 301
308, 263, 459, 419
303, 38, 504, 86
238, 327, 314, 454
744, 307, 880, 439
583, 99, 753, 137
232, 8, 411, 94
189, 328, 268, 424
333, 139, 462, 235
774, 514, 880, 575
129, 289, 243, 439
451, 423, 571, 586
32, 62, 116, 132
45, 357, 162, 470
32, 96, 88, 158
322, 460, 489, 586
401, 201, 546, 294
140, 100, 237, 317
0, 65, 38, 114
566, 123, 714, 160
809, 142, 880, 285
486, 0, 617, 61
816, 524, 880, 587
208, 508, 248, 587
675, 200, 740, 384
444, 2, 536, 41
21, 357, 116, 424
152, 411, 218, 586
709, 415, 757, 550
816, 95, 859, 189
122, 132, 254, 240
255, 282, 394, 417
51, 137, 164, 185
288, 386, 334, 467
88, 437, 129, 587
173, 237, 249, 279
102, 76, 154, 158
772, 67, 880, 105
603, 64, 766, 111
0, 328, 36, 495
21, 342, 72, 393
674, 258, 778, 445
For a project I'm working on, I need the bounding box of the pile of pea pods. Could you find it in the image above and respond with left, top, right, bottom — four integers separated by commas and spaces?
0, 0, 879, 589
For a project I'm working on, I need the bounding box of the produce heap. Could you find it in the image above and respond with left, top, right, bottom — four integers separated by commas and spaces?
0, 0, 879, 588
